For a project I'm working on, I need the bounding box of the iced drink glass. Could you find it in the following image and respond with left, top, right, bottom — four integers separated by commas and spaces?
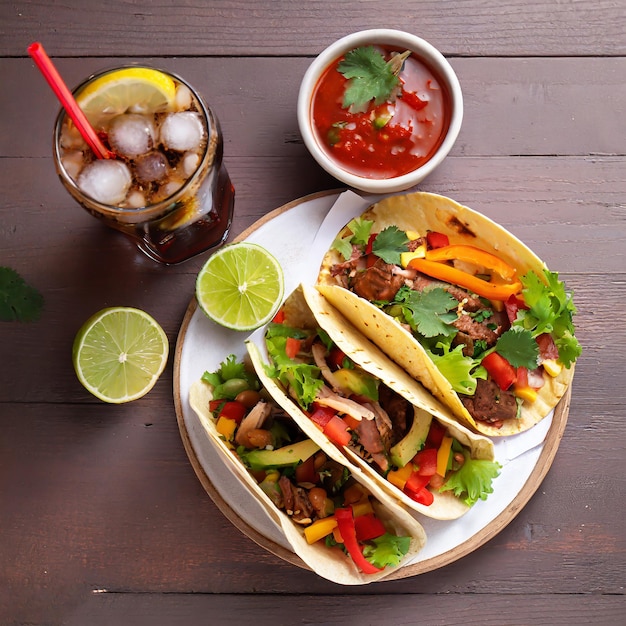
53, 66, 234, 264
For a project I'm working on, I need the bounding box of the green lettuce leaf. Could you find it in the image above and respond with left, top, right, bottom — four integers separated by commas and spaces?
428, 344, 487, 395
362, 533, 411, 568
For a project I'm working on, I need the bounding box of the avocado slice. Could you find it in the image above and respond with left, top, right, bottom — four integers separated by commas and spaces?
243, 438, 320, 470
333, 368, 378, 401
390, 407, 433, 468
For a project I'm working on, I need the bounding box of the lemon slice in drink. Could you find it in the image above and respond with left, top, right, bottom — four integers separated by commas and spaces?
75, 67, 177, 128
196, 243, 285, 331
72, 307, 169, 403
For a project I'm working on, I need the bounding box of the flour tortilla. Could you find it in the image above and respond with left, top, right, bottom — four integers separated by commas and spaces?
189, 376, 426, 585
316, 191, 575, 437
248, 286, 497, 520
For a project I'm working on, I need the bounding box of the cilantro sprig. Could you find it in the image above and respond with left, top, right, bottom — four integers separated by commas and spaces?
0, 266, 44, 322
337, 46, 410, 113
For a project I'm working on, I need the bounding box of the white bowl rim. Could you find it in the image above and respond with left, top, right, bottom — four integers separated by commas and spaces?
297, 28, 464, 193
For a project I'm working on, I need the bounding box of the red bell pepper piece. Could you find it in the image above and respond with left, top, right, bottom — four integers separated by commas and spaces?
426, 231, 449, 250
365, 233, 377, 255
218, 401, 247, 424
354, 513, 386, 542
334, 507, 383, 574
482, 352, 517, 390
285, 336, 302, 360
414, 448, 438, 477
404, 471, 434, 506
309, 404, 336, 428
209, 399, 225, 413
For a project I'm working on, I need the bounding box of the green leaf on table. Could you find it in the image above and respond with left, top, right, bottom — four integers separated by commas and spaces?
0, 266, 44, 322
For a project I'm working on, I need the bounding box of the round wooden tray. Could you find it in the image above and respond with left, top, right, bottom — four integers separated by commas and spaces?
173, 190, 571, 578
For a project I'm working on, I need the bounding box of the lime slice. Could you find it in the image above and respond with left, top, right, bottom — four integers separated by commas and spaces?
196, 242, 284, 331
72, 307, 169, 403
75, 67, 177, 128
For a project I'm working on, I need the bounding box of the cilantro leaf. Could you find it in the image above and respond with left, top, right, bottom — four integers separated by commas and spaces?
515, 269, 581, 367
338, 46, 401, 113
346, 217, 374, 246
428, 344, 487, 396
372, 226, 409, 265
395, 287, 458, 338
438, 449, 501, 506
362, 533, 411, 568
494, 327, 540, 369
331, 236, 353, 261
0, 266, 44, 322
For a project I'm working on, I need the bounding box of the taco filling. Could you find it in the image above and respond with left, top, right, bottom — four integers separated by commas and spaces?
200, 355, 414, 575
262, 312, 500, 510
324, 216, 581, 430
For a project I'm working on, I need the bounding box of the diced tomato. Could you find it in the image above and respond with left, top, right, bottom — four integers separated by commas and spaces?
354, 513, 386, 541
414, 448, 438, 477
323, 415, 352, 447
516, 366, 529, 388
334, 507, 383, 574
536, 333, 560, 361
413, 487, 435, 506
482, 352, 517, 390
209, 399, 225, 413
295, 455, 318, 485
309, 405, 337, 428
328, 346, 347, 370
426, 231, 449, 249
342, 414, 361, 431
365, 233, 377, 255
218, 401, 247, 424
272, 309, 285, 323
425, 420, 447, 448
285, 337, 302, 360
401, 89, 428, 111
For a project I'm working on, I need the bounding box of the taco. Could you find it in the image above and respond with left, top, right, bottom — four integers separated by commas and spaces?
248, 286, 501, 521
316, 191, 581, 437
189, 354, 426, 585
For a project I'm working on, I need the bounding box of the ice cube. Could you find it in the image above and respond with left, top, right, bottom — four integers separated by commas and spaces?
60, 123, 87, 150
181, 151, 200, 177
61, 150, 85, 180
125, 190, 147, 209
174, 84, 193, 111
134, 151, 169, 183
108, 113, 155, 158
77, 159, 132, 205
160, 112, 204, 152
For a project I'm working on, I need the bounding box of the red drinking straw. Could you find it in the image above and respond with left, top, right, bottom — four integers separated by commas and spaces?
27, 42, 115, 160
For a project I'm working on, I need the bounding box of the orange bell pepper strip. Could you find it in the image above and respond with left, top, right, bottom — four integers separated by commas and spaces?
425, 245, 518, 281
407, 258, 522, 301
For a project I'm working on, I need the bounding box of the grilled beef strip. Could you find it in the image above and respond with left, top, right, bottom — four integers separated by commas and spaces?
461, 378, 518, 427
351, 258, 405, 302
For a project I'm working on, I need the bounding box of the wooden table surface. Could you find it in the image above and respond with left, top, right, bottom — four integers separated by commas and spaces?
1, 1, 624, 624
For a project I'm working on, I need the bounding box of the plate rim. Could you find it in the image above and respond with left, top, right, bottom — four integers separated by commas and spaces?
173, 189, 571, 579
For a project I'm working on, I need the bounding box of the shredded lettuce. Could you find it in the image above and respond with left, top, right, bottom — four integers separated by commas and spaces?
362, 533, 411, 568
428, 344, 487, 395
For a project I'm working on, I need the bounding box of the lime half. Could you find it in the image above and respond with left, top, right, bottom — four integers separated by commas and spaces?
196, 242, 284, 331
73, 307, 169, 403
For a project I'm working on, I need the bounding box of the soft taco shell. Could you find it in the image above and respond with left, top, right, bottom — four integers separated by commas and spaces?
250, 286, 495, 520
189, 376, 426, 585
316, 191, 575, 437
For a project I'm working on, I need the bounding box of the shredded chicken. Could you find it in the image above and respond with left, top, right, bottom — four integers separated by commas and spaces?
311, 342, 343, 392
235, 400, 272, 446
315, 385, 375, 421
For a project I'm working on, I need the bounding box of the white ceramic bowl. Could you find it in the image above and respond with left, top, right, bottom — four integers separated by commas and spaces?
297, 29, 463, 193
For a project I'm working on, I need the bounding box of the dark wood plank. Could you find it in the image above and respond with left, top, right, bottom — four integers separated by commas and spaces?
2, 57, 625, 159
1, 0, 624, 57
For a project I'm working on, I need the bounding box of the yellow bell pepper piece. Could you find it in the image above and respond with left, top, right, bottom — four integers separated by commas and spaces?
436, 435, 453, 477
400, 245, 426, 268
405, 230, 421, 241
352, 500, 375, 518
387, 463, 414, 490
303, 516, 338, 544
514, 385, 538, 403
542, 359, 562, 377
216, 415, 237, 441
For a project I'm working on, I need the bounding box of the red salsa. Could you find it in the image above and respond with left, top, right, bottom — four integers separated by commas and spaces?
311, 46, 451, 179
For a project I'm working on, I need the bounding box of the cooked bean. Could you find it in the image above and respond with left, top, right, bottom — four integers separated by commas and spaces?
308, 487, 328, 515
235, 389, 262, 408
246, 428, 273, 449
